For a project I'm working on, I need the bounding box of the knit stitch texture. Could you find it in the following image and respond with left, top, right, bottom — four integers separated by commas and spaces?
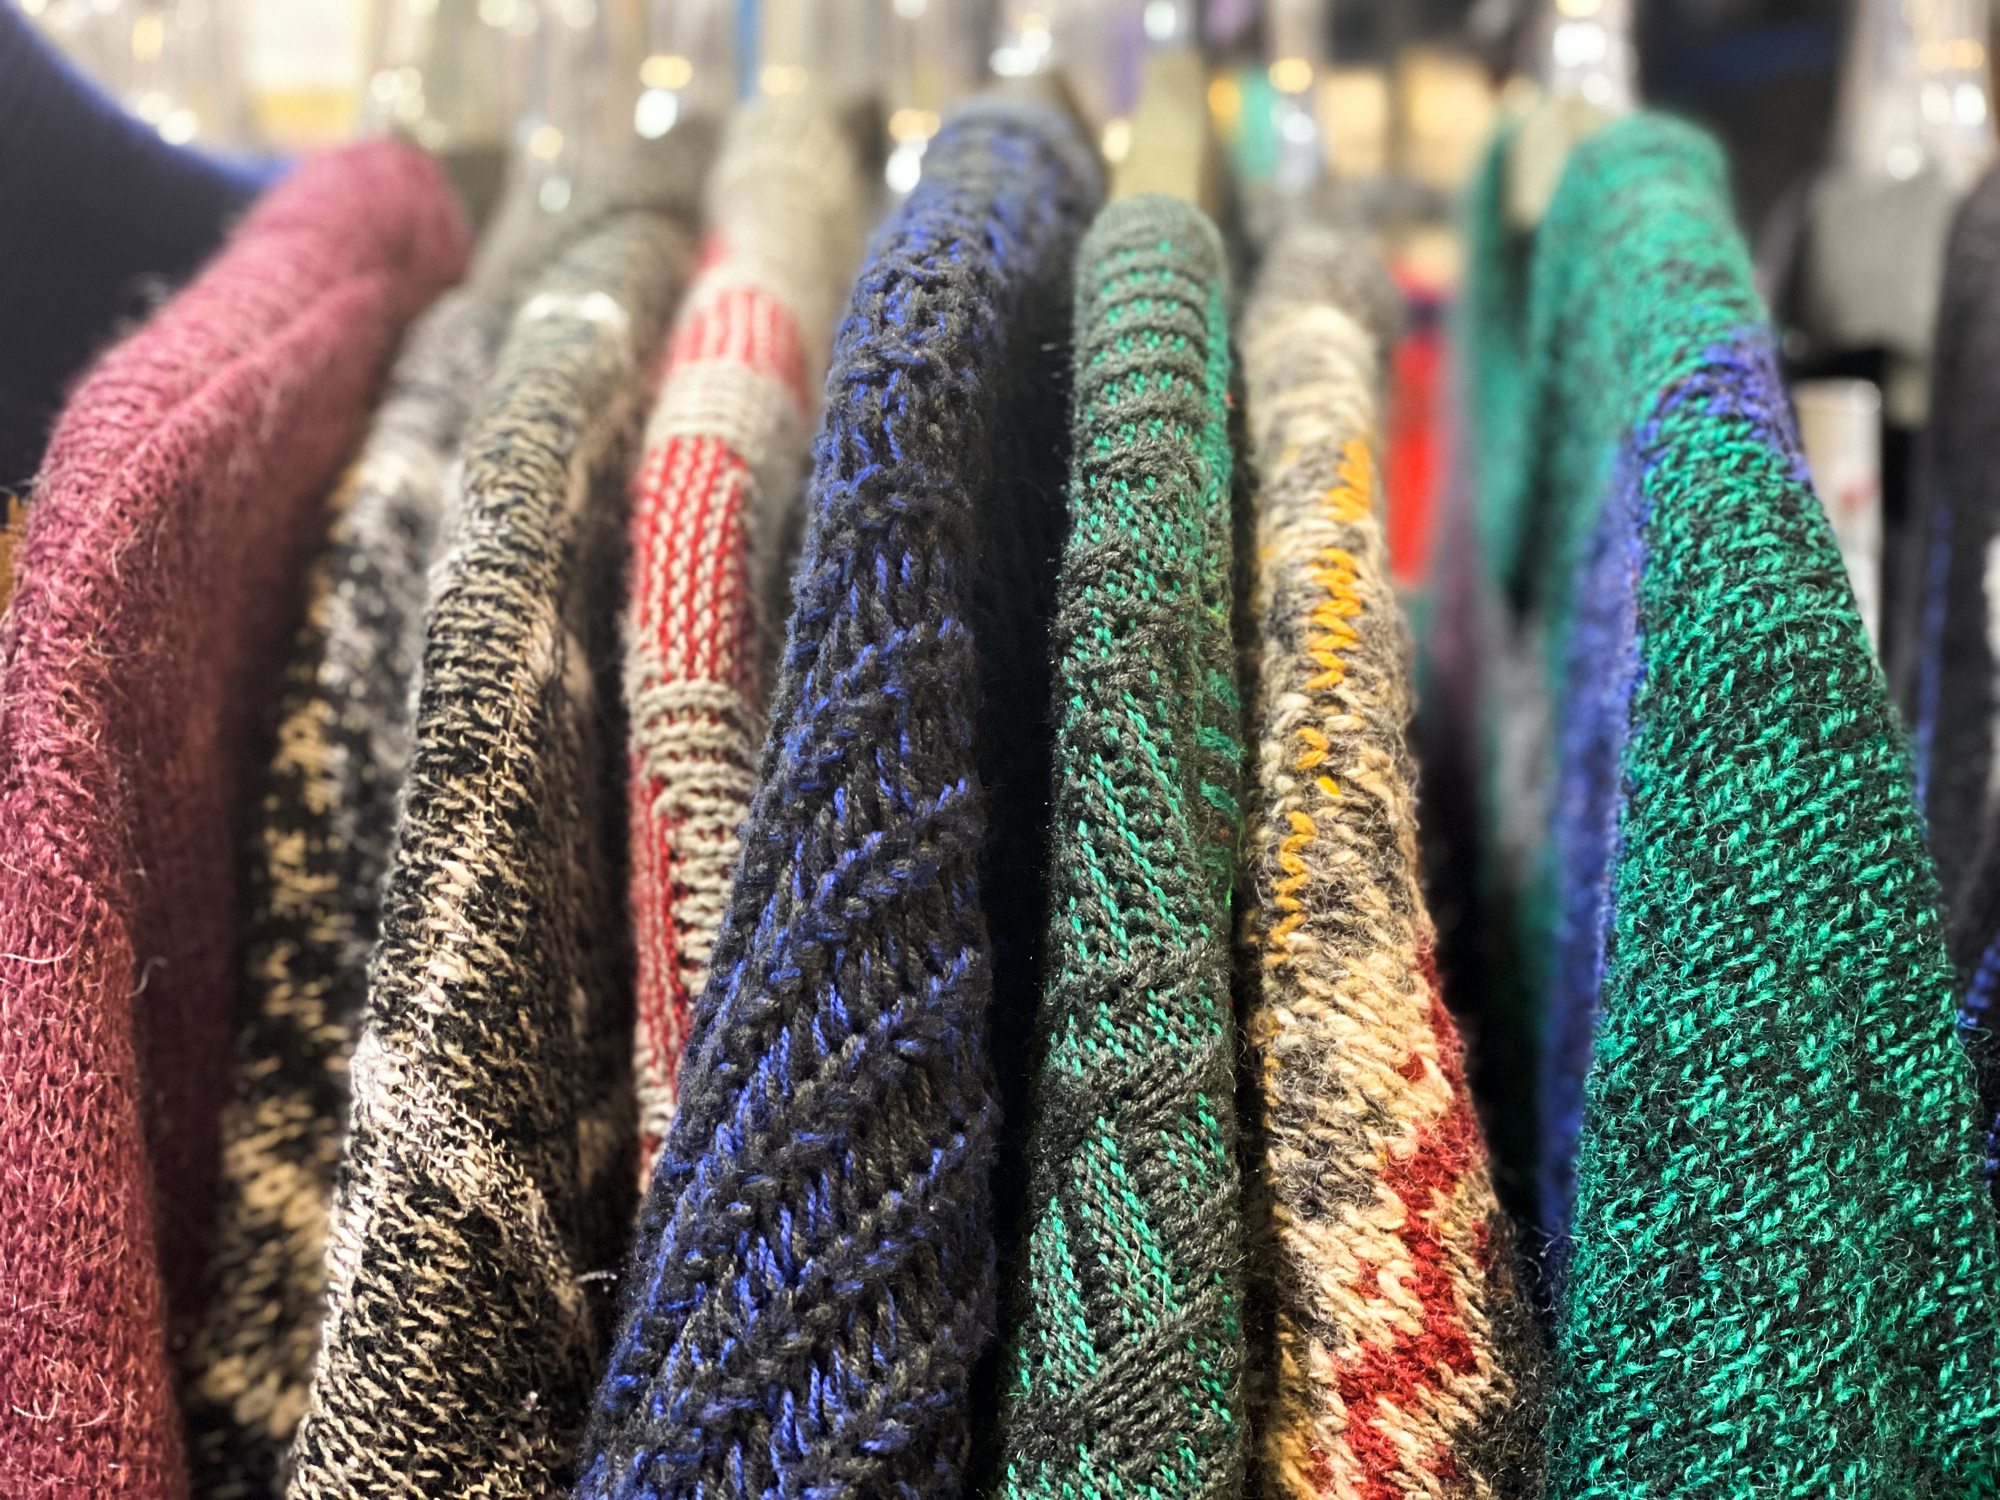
177, 173, 599, 1500
1237, 223, 1545, 1500
1470, 113, 2000, 1497
0, 142, 466, 1500
625, 94, 863, 1179
575, 97, 1103, 1500
284, 127, 713, 1500
988, 193, 1245, 1500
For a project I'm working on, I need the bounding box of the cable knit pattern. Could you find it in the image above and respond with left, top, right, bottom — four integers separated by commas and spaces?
284, 128, 712, 1500
1465, 113, 2000, 1498
0, 142, 466, 1500
990, 193, 1245, 1500
625, 95, 863, 1178
575, 98, 1102, 1500
1237, 224, 1545, 1500
177, 180, 591, 1500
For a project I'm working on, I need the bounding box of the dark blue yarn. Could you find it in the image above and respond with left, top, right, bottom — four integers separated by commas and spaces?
1895, 168, 2000, 1200
1541, 442, 1646, 1255
0, 6, 269, 487
574, 98, 1102, 1500
1539, 330, 1811, 1249
1912, 480, 1953, 819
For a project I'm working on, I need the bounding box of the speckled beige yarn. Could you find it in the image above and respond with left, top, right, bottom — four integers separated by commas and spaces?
1238, 224, 1544, 1500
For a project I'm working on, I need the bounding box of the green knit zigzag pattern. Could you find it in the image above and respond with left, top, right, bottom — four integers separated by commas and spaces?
992, 192, 1245, 1500
1520, 115, 2000, 1499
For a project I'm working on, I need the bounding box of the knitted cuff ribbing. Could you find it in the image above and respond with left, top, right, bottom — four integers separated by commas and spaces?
576, 97, 1102, 1500
1237, 223, 1545, 1500
990, 192, 1246, 1500
285, 126, 712, 1500
624, 94, 863, 1180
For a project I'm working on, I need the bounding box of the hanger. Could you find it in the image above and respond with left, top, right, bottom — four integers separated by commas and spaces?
877, 0, 983, 193
633, 0, 738, 132
1113, 0, 1225, 211
1501, 0, 1635, 230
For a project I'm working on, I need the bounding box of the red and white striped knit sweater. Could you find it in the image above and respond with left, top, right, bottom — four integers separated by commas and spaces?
625, 95, 863, 1177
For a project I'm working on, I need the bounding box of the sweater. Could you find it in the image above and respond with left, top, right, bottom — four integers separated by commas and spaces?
1237, 223, 1545, 1500
625, 94, 863, 1179
1904, 166, 2000, 1187
284, 127, 713, 1500
1470, 113, 2000, 1497
987, 192, 1245, 1500
176, 171, 605, 1500
0, 4, 266, 487
0, 142, 466, 1500
575, 97, 1103, 1500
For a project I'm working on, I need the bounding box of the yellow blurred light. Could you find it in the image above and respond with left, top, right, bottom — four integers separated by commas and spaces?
1207, 74, 1242, 123
641, 53, 694, 89
132, 12, 165, 62
889, 107, 940, 142
1268, 56, 1313, 94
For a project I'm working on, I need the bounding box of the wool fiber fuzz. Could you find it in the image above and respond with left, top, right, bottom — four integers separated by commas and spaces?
1237, 224, 1545, 1500
284, 127, 713, 1500
575, 97, 1103, 1500
988, 192, 1246, 1500
177, 175, 603, 1500
1469, 113, 2000, 1498
625, 93, 863, 1178
0, 142, 466, 1500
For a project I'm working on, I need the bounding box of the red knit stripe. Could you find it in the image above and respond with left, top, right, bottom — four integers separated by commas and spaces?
662, 282, 809, 410
628, 260, 808, 1171
1328, 983, 1486, 1500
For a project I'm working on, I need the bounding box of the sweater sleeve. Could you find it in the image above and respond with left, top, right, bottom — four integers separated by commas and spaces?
1237, 223, 1546, 1500
575, 98, 1102, 1500
989, 191, 1248, 1500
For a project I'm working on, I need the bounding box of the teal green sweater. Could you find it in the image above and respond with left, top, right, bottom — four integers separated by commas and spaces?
989, 193, 1245, 1500
1471, 112, 2000, 1497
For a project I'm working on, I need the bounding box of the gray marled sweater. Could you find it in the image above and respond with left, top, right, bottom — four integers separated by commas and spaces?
283, 124, 714, 1500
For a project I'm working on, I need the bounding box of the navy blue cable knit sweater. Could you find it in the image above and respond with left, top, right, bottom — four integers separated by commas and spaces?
573, 96, 1103, 1500
0, 6, 266, 488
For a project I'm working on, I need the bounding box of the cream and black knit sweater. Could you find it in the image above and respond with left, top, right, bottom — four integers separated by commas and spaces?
177, 163, 595, 1500
284, 125, 713, 1500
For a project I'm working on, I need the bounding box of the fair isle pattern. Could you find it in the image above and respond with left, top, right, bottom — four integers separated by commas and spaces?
1239, 226, 1544, 1500
284, 129, 711, 1500
993, 193, 1246, 1500
626, 94, 861, 1176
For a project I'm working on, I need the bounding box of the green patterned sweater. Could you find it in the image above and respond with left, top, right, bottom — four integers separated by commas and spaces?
989, 193, 1246, 1500
1471, 113, 2000, 1498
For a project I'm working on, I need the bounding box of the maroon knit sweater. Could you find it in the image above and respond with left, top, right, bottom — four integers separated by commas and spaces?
0, 141, 466, 1500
